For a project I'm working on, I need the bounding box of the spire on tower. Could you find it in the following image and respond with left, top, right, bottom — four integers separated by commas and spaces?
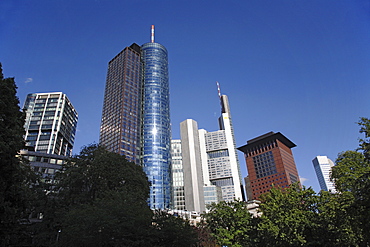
151, 25, 155, 43
216, 81, 226, 113
216, 81, 221, 99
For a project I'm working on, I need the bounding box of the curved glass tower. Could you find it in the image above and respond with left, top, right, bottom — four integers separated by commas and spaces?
141, 41, 171, 209
100, 26, 171, 209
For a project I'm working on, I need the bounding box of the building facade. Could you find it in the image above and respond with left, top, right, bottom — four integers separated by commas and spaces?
175, 92, 244, 208
180, 119, 205, 213
238, 132, 300, 200
20, 150, 69, 183
200, 94, 244, 202
171, 139, 185, 210
22, 92, 78, 181
99, 43, 142, 164
99, 26, 171, 209
23, 92, 78, 156
312, 156, 336, 192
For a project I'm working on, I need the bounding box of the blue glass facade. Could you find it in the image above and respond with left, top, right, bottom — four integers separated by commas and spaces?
141, 42, 171, 209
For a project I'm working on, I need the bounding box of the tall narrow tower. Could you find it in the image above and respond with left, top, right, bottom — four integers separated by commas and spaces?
180, 119, 205, 212
217, 84, 244, 200
141, 26, 171, 209
100, 26, 171, 209
200, 84, 244, 201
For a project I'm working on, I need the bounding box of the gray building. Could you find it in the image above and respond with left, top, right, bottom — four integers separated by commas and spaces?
23, 92, 78, 156
180, 119, 206, 213
173, 92, 244, 213
199, 94, 244, 202
22, 92, 78, 181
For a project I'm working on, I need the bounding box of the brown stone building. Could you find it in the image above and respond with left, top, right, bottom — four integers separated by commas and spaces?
238, 132, 300, 200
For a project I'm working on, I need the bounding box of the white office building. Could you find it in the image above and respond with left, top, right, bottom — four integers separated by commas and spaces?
171, 139, 186, 210
177, 93, 244, 209
23, 92, 78, 156
312, 156, 336, 192
180, 120, 206, 213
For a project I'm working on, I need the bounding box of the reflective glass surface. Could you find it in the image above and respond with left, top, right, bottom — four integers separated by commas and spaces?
141, 42, 171, 209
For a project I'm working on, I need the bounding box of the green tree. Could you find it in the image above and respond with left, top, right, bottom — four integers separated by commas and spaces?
312, 190, 359, 246
0, 63, 43, 245
202, 200, 256, 247
150, 210, 199, 247
35, 144, 202, 246
56, 144, 150, 206
41, 144, 153, 246
331, 117, 370, 246
258, 183, 360, 247
257, 184, 318, 247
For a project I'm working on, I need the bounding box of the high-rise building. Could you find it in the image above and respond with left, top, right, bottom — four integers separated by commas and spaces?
180, 119, 205, 213
99, 43, 142, 164
177, 91, 244, 205
22, 92, 78, 181
312, 156, 336, 192
23, 92, 78, 156
238, 132, 300, 200
100, 26, 171, 209
199, 93, 244, 202
171, 139, 185, 210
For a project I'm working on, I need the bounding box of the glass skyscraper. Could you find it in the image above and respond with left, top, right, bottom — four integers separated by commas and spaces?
100, 26, 171, 209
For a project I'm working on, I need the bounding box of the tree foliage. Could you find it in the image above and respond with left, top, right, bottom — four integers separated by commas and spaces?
0, 63, 45, 245
203, 200, 256, 247
330, 117, 370, 246
150, 210, 199, 247
257, 184, 317, 246
55, 144, 150, 206
34, 144, 199, 246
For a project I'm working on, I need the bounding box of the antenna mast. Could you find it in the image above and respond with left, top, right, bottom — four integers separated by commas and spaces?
216, 81, 221, 99
151, 25, 155, 43
216, 81, 225, 113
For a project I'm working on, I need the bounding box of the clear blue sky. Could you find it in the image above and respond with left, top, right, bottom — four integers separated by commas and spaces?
1, 0, 369, 192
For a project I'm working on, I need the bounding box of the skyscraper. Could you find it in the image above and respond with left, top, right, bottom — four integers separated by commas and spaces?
99, 43, 142, 164
177, 90, 244, 204
180, 119, 205, 213
208, 92, 244, 201
238, 132, 300, 200
100, 26, 171, 209
23, 92, 78, 156
312, 156, 336, 192
22, 92, 78, 182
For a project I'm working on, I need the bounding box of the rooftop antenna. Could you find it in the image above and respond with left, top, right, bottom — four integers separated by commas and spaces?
151, 25, 155, 43
216, 81, 225, 113
216, 81, 221, 99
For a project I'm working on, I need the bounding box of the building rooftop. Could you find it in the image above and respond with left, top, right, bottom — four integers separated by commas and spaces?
237, 131, 296, 153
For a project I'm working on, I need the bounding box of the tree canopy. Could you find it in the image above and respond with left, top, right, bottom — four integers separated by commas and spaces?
35, 144, 199, 246
0, 63, 44, 246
